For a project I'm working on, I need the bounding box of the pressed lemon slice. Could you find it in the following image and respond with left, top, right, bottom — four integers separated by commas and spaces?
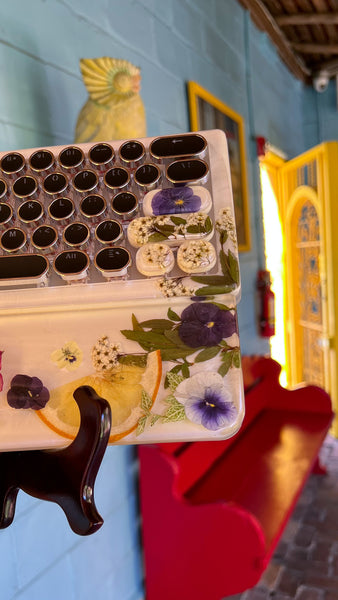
37, 349, 162, 443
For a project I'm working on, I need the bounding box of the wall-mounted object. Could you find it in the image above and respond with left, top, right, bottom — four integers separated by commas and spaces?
75, 57, 146, 143
187, 81, 251, 252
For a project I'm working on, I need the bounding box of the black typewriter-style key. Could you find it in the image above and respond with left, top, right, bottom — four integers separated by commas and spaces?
80, 195, 106, 219
104, 167, 130, 191
48, 197, 74, 222
54, 250, 89, 280
0, 203, 13, 227
18, 200, 44, 225
29, 149, 55, 173
13, 176, 38, 200
58, 146, 84, 171
119, 140, 145, 167
88, 143, 114, 169
1, 228, 26, 252
0, 152, 25, 177
134, 163, 160, 191
95, 220, 123, 245
0, 254, 49, 283
43, 172, 68, 196
0, 178, 8, 201
94, 246, 131, 277
32, 226, 58, 252
111, 192, 138, 220
63, 222, 90, 248
73, 170, 98, 193
150, 134, 207, 160
166, 159, 209, 185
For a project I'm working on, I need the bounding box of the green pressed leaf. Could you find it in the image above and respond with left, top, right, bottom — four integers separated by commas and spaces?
136, 415, 147, 436
167, 308, 181, 321
150, 414, 161, 426
205, 216, 213, 233
233, 349, 241, 368
141, 389, 153, 413
155, 223, 176, 233
121, 329, 176, 349
228, 250, 240, 284
162, 397, 186, 423
195, 285, 234, 296
160, 348, 194, 361
169, 364, 183, 374
132, 314, 143, 331
140, 319, 174, 330
164, 328, 193, 349
166, 371, 184, 392
118, 354, 148, 367
191, 275, 228, 285
181, 362, 190, 379
186, 224, 203, 234
219, 230, 228, 245
211, 302, 231, 311
194, 346, 220, 362
171, 216, 186, 225
219, 351, 233, 376
148, 232, 167, 242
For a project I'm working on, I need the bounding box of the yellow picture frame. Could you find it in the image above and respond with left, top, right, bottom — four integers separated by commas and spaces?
187, 81, 251, 252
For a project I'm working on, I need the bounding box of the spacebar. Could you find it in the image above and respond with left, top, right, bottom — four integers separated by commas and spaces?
0, 254, 49, 286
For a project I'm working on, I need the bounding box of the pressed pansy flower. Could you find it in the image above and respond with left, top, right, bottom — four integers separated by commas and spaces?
179, 302, 237, 347
92, 336, 121, 373
151, 187, 201, 215
7, 374, 50, 410
175, 371, 237, 430
51, 341, 83, 371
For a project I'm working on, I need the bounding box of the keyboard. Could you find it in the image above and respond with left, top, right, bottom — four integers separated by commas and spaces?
0, 130, 244, 450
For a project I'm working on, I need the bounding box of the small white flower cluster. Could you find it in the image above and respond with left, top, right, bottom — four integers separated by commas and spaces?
143, 243, 173, 268
215, 208, 237, 245
128, 216, 155, 245
178, 240, 215, 270
156, 277, 194, 298
92, 335, 122, 372
128, 213, 210, 246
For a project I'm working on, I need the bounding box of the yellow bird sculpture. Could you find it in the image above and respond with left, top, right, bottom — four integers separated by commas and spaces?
74, 57, 146, 143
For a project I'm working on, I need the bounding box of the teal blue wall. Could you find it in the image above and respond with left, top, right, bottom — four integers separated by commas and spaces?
0, 1, 334, 598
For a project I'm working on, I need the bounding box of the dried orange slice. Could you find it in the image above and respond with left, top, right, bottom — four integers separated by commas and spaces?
37, 350, 162, 443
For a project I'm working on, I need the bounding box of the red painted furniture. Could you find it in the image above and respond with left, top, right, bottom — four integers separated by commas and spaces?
138, 357, 334, 599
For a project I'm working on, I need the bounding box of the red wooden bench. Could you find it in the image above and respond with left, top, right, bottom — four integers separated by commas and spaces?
138, 356, 334, 600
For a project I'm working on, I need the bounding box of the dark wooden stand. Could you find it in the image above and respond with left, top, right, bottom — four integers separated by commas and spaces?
0, 385, 111, 536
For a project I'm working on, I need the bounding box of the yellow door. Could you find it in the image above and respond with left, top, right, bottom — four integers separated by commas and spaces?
286, 188, 328, 389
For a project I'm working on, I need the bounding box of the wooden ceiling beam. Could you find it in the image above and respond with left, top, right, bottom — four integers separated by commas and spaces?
292, 43, 338, 54
277, 13, 338, 26
238, 0, 311, 82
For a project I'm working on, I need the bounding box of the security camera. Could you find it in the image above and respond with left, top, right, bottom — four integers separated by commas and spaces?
313, 70, 330, 93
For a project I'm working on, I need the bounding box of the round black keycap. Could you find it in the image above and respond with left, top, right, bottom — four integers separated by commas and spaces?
54, 250, 89, 275
1, 153, 24, 175
80, 195, 106, 217
95, 247, 130, 272
48, 197, 74, 220
89, 143, 114, 166
119, 140, 144, 163
150, 134, 207, 159
104, 167, 129, 189
43, 172, 68, 195
13, 176, 38, 199
111, 192, 137, 217
32, 226, 58, 250
0, 203, 12, 225
135, 164, 160, 186
18, 201, 43, 223
29, 150, 54, 172
0, 179, 7, 199
95, 220, 122, 244
73, 170, 98, 192
59, 146, 84, 169
63, 223, 90, 246
166, 159, 208, 183
1, 228, 26, 251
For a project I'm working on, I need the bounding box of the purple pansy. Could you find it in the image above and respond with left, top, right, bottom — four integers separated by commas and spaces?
151, 187, 201, 215
175, 372, 237, 430
7, 374, 50, 410
179, 303, 237, 348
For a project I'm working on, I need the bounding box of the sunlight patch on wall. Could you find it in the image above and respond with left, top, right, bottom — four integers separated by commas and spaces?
260, 165, 287, 385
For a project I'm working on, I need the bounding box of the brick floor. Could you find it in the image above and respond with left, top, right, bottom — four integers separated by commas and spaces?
223, 434, 338, 600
